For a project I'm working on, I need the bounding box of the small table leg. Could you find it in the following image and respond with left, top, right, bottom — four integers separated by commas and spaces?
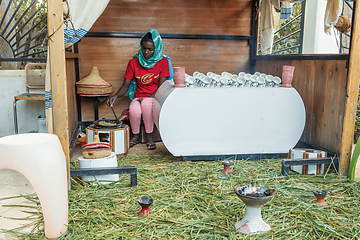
13, 99, 19, 134
281, 160, 289, 179
94, 98, 99, 121
130, 172, 137, 187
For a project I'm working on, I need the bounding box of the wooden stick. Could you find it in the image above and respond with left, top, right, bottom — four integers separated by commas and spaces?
47, 0, 70, 185
340, 1, 360, 176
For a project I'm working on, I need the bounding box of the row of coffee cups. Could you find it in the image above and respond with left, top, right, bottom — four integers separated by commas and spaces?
184, 71, 282, 88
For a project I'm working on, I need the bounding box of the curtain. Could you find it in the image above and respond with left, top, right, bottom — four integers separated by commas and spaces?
63, 0, 110, 48
324, 0, 342, 34
45, 0, 110, 133
258, 0, 281, 55
259, 0, 344, 54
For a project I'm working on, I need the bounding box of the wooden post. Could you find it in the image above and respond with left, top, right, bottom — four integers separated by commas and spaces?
47, 0, 70, 177
340, 1, 360, 176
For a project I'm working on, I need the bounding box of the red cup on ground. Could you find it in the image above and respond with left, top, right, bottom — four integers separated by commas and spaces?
222, 160, 232, 175
313, 190, 327, 206
138, 196, 153, 217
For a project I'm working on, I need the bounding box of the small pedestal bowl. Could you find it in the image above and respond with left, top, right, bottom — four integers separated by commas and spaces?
313, 190, 327, 206
234, 185, 276, 234
138, 196, 153, 217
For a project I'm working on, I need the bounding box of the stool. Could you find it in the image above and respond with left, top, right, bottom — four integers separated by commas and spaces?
13, 63, 46, 134
0, 133, 68, 239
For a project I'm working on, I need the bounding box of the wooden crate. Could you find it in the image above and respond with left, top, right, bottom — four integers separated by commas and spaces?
288, 148, 328, 175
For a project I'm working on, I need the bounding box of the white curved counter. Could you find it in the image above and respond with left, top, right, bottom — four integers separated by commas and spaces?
154, 82, 305, 157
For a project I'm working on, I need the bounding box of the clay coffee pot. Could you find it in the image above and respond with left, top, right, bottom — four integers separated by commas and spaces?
313, 190, 328, 206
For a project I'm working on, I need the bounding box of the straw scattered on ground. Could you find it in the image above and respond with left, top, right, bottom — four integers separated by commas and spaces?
1, 152, 360, 239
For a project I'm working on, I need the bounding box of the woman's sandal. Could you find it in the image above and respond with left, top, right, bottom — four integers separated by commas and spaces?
146, 143, 156, 150
130, 141, 139, 148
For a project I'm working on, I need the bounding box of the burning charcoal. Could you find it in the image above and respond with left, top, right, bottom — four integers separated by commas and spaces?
265, 189, 276, 196
257, 193, 266, 198
246, 193, 259, 198
237, 185, 275, 199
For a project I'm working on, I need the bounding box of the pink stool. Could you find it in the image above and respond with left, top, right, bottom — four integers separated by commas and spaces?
0, 133, 68, 239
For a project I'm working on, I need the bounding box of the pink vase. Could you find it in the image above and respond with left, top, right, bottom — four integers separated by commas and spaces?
173, 67, 186, 88
281, 65, 295, 88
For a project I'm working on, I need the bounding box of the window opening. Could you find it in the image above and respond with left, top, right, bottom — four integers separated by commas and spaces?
258, 1, 305, 55
0, 0, 47, 68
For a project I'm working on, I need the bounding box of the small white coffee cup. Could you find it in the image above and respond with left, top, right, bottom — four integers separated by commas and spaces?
202, 76, 212, 85
186, 76, 196, 85
256, 76, 265, 84
238, 72, 246, 77
250, 75, 257, 82
266, 75, 274, 82
273, 76, 281, 84
237, 76, 246, 84
220, 76, 228, 85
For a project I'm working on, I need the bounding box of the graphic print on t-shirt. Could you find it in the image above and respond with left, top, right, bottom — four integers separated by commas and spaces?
136, 73, 159, 84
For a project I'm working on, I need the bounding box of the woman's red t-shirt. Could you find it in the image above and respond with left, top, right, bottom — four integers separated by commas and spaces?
124, 57, 170, 98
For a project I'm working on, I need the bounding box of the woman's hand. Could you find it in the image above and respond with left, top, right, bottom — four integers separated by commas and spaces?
106, 78, 133, 107
107, 95, 118, 107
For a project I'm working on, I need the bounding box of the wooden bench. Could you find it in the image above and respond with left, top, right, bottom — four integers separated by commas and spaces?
70, 166, 138, 187
281, 157, 339, 179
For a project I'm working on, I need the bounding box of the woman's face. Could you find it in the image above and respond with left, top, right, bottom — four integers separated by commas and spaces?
141, 41, 155, 60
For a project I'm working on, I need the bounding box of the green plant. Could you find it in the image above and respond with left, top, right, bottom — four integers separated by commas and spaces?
355, 89, 360, 132
349, 133, 360, 180
353, 89, 360, 143
349, 89, 360, 180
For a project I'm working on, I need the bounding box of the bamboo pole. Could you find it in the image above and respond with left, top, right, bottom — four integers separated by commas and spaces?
46, 0, 70, 179
340, 1, 360, 176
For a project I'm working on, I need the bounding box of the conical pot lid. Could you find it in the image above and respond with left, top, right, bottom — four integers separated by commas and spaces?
76, 67, 112, 87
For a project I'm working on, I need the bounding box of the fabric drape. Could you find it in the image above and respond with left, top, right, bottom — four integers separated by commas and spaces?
259, 0, 344, 54
258, 0, 302, 55
45, 0, 110, 133
259, 0, 281, 55
63, 0, 110, 48
324, 0, 342, 34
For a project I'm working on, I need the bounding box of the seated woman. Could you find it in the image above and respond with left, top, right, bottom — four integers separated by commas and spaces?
107, 29, 170, 150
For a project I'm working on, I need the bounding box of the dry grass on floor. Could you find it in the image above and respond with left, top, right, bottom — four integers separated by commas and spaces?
1, 153, 360, 239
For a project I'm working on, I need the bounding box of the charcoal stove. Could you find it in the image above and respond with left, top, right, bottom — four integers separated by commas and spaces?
86, 123, 130, 156
234, 183, 276, 234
